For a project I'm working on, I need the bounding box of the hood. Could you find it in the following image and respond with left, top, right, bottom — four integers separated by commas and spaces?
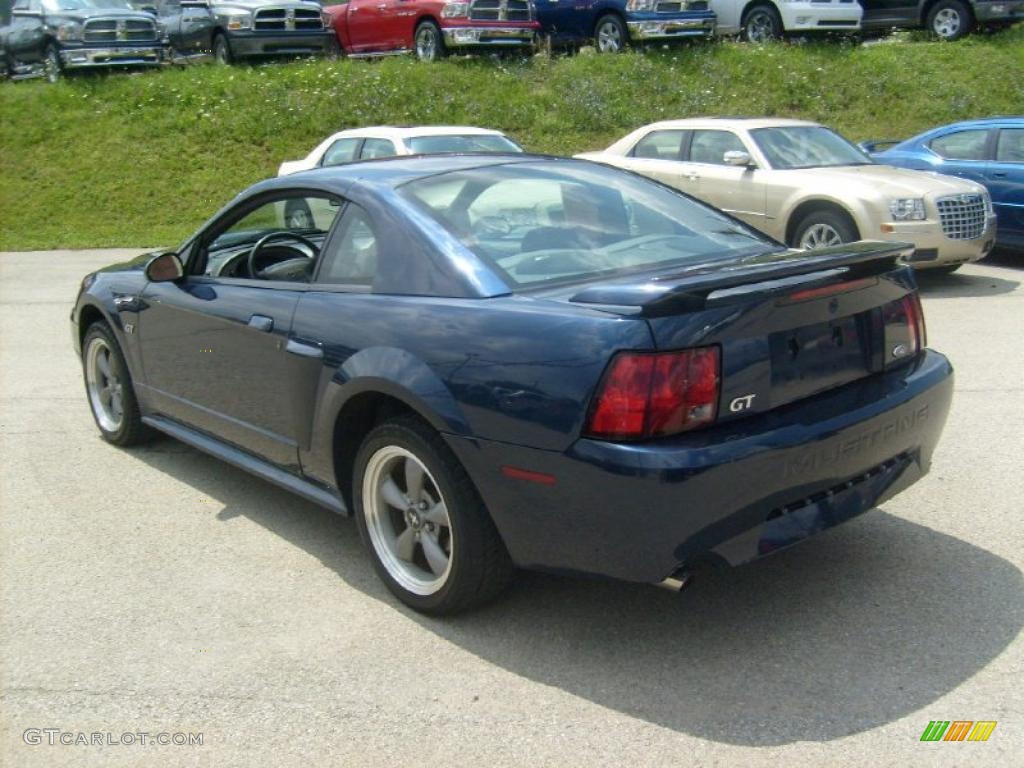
792, 164, 986, 198
210, 0, 324, 9
50, 8, 155, 19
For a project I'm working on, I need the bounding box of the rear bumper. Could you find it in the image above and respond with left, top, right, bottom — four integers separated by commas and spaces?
447, 350, 953, 583
442, 23, 539, 48
226, 30, 337, 58
626, 12, 716, 40
776, 2, 862, 31
59, 43, 165, 69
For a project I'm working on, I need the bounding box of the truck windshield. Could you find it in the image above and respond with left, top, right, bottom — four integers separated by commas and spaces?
751, 126, 874, 170
399, 160, 779, 288
42, 0, 133, 10
406, 135, 523, 155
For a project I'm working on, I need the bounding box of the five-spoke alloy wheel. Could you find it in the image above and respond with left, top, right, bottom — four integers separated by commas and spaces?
81, 321, 150, 446
354, 417, 512, 614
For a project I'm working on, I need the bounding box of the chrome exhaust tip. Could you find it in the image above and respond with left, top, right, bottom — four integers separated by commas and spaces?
656, 568, 693, 593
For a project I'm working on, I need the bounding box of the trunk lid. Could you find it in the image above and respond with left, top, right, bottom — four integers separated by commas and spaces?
555, 241, 921, 423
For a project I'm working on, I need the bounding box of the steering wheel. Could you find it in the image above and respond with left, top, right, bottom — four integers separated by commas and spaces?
247, 231, 320, 279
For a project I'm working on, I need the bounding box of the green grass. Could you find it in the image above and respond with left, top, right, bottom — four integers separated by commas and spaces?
1, 29, 1022, 250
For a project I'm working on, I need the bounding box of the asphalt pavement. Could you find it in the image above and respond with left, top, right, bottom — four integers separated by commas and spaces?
1, 249, 1021, 767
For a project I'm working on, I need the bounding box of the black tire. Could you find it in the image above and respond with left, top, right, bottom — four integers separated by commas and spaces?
413, 20, 445, 62
791, 208, 858, 250
927, 264, 962, 275
43, 42, 62, 83
213, 33, 233, 65
926, 0, 973, 41
594, 14, 627, 53
353, 416, 513, 615
284, 200, 314, 230
742, 4, 784, 44
81, 321, 152, 446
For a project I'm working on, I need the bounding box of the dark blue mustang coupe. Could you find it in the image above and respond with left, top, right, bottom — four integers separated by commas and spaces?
72, 154, 953, 614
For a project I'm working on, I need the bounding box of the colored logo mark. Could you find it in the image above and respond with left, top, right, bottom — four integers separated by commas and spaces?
920, 721, 997, 742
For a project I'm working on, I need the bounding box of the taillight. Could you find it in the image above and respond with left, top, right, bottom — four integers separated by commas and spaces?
585, 347, 720, 440
882, 292, 927, 365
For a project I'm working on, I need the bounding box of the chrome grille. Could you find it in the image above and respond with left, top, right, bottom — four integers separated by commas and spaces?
656, 1, 709, 10
83, 18, 158, 43
469, 0, 533, 22
936, 194, 987, 240
253, 7, 325, 31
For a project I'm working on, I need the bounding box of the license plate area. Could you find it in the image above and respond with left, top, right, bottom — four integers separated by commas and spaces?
769, 313, 870, 403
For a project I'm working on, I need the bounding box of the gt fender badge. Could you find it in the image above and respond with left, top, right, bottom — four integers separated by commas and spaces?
729, 394, 757, 413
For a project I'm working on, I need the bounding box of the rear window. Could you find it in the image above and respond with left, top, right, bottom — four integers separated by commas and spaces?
406, 134, 523, 154
398, 161, 776, 288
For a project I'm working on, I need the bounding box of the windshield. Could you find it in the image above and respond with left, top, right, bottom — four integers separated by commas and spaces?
406, 134, 523, 155
399, 161, 778, 288
750, 126, 874, 170
42, 0, 133, 10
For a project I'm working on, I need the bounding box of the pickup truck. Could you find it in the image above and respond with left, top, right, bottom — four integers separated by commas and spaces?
324, 1, 540, 62
860, 0, 1023, 40
153, 0, 338, 63
535, 0, 716, 52
1, 0, 165, 81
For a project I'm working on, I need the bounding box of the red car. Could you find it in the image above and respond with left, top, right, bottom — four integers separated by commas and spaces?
325, 0, 539, 61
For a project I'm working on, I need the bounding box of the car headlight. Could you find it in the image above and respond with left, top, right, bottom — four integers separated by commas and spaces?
888, 198, 926, 221
218, 10, 253, 31
625, 0, 658, 9
441, 1, 470, 17
55, 20, 84, 42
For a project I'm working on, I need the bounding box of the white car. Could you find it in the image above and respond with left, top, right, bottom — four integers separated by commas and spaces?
277, 126, 523, 177
711, 0, 863, 42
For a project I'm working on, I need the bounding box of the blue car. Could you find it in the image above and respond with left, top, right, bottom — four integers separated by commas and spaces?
535, 0, 716, 51
864, 117, 1024, 251
72, 154, 952, 614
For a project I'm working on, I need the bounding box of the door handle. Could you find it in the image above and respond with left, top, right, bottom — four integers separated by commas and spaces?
248, 314, 274, 332
285, 338, 324, 359
991, 172, 1007, 178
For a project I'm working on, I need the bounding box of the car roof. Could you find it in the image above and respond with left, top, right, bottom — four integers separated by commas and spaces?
639, 117, 821, 131
319, 125, 510, 144
931, 117, 1024, 130
259, 153, 546, 193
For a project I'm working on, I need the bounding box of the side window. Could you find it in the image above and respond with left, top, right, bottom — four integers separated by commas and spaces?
632, 130, 686, 160
929, 130, 990, 161
688, 130, 747, 165
996, 129, 1024, 163
321, 137, 360, 167
360, 138, 397, 160
201, 194, 342, 280
162, 0, 182, 12
316, 204, 379, 286
13, 0, 30, 11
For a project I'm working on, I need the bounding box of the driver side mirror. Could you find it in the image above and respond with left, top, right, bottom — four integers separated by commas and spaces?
723, 150, 754, 168
140, 5, 158, 13
145, 251, 184, 283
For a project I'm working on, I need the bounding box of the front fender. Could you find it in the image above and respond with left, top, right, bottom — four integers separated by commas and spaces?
300, 346, 471, 490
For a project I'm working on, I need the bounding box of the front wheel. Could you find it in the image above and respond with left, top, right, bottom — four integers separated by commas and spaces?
594, 14, 627, 53
742, 5, 783, 44
354, 417, 512, 615
213, 33, 233, 65
82, 321, 151, 446
414, 21, 445, 62
43, 42, 62, 83
792, 209, 858, 250
927, 0, 973, 41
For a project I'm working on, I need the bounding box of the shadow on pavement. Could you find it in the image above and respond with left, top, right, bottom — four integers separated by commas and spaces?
131, 439, 1024, 747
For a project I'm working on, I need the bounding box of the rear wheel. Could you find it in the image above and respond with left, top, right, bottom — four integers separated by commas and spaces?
82, 321, 151, 446
354, 416, 512, 615
927, 0, 973, 41
792, 209, 858, 250
213, 33, 233, 65
414, 21, 445, 62
742, 5, 783, 44
594, 14, 627, 53
43, 42, 62, 83
927, 264, 962, 275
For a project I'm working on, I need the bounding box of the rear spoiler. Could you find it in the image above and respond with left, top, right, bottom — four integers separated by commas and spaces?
570, 241, 914, 317
858, 139, 901, 153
